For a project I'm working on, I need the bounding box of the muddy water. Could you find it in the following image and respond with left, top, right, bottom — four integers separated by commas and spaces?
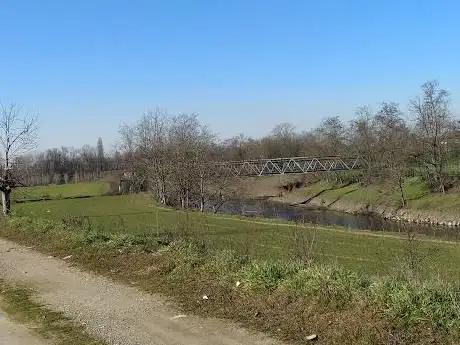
217, 199, 460, 241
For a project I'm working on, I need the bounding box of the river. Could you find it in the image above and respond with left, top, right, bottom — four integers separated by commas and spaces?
216, 199, 460, 242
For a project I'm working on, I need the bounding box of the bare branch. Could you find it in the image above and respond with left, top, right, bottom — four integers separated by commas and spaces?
0, 102, 39, 215
0, 103, 38, 167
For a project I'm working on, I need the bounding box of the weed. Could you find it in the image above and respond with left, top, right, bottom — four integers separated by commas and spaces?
280, 265, 370, 309
240, 261, 301, 292
201, 249, 249, 278
370, 278, 460, 335
290, 219, 317, 264
0, 280, 105, 345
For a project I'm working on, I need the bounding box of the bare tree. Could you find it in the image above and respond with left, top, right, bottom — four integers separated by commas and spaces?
375, 102, 411, 206
220, 134, 251, 161
168, 113, 214, 209
137, 109, 169, 203
120, 109, 168, 195
270, 123, 301, 157
118, 110, 216, 210
315, 116, 347, 155
0, 103, 38, 215
350, 106, 377, 183
410, 80, 454, 193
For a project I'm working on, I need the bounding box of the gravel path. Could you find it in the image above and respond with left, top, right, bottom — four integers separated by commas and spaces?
0, 238, 285, 345
0, 309, 48, 345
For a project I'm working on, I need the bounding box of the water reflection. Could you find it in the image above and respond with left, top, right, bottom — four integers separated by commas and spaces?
216, 199, 460, 242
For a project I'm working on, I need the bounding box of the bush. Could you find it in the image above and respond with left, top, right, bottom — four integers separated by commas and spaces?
370, 278, 460, 334
61, 215, 91, 229
202, 249, 249, 278
240, 261, 302, 292
105, 181, 121, 196
281, 265, 371, 309
164, 240, 208, 279
79, 228, 111, 245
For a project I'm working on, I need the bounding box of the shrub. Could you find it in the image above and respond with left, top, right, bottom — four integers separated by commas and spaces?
201, 249, 249, 278
281, 265, 371, 309
79, 228, 111, 245
164, 240, 208, 279
370, 278, 460, 334
239, 260, 302, 292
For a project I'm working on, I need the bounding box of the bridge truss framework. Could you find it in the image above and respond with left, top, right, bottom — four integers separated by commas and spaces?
215, 156, 367, 177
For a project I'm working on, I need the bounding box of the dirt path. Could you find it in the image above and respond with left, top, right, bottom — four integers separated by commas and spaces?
0, 309, 48, 345
0, 238, 285, 345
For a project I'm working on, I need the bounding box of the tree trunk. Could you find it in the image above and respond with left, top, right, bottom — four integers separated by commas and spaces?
2, 189, 11, 216
158, 177, 166, 204
439, 169, 445, 193
398, 175, 407, 208
157, 178, 163, 202
200, 176, 204, 212
436, 159, 445, 193
213, 190, 225, 214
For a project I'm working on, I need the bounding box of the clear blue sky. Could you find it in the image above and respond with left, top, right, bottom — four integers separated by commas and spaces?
1, 0, 459, 151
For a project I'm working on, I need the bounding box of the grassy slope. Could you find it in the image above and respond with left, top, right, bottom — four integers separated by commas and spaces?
302, 177, 460, 212
242, 174, 460, 214
0, 280, 105, 345
12, 193, 460, 280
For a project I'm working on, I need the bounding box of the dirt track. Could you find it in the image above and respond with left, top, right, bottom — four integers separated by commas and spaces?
0, 238, 285, 345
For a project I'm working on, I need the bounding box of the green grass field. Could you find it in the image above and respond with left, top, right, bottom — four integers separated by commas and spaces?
13, 191, 460, 280
12, 182, 110, 202
5, 183, 460, 344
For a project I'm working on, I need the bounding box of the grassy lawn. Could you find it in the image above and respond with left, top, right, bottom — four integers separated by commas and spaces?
12, 182, 110, 202
12, 193, 460, 280
4, 184, 460, 344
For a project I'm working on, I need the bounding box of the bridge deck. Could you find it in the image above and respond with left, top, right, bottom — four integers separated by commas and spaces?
216, 156, 367, 177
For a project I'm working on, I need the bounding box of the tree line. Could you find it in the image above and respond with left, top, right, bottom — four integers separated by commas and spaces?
7, 80, 460, 211
114, 80, 460, 209
11, 137, 124, 186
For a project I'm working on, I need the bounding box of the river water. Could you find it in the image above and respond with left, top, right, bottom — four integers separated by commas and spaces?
217, 199, 460, 242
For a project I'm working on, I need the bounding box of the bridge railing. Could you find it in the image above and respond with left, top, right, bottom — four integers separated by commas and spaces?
215, 156, 367, 177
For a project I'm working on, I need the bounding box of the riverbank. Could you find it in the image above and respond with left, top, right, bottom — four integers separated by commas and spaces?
233, 175, 460, 227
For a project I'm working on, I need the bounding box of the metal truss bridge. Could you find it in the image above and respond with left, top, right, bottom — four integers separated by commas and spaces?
215, 156, 367, 177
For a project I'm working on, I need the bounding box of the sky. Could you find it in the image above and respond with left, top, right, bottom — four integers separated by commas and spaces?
1, 0, 460, 152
